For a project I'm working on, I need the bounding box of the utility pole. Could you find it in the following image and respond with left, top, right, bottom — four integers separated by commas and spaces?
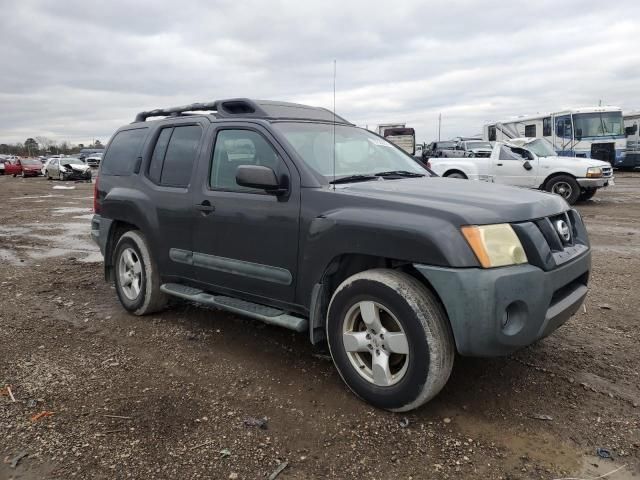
438, 113, 442, 141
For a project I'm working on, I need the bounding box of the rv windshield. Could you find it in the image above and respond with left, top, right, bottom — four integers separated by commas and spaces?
573, 112, 623, 138
525, 139, 557, 157
273, 123, 426, 180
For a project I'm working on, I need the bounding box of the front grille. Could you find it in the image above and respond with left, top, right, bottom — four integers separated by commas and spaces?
512, 209, 589, 271
602, 166, 613, 177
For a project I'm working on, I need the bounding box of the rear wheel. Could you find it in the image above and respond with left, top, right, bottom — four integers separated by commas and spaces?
578, 188, 597, 202
114, 230, 168, 315
327, 269, 455, 412
545, 175, 580, 204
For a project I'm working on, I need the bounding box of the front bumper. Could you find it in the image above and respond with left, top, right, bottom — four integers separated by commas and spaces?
576, 177, 613, 188
414, 251, 590, 357
63, 170, 92, 180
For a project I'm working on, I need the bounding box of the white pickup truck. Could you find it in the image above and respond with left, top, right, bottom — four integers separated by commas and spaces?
427, 137, 614, 204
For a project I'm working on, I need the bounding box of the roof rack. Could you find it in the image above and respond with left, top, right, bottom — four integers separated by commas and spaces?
133, 98, 352, 124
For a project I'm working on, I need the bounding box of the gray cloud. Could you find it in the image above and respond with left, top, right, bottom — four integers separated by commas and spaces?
1, 0, 639, 145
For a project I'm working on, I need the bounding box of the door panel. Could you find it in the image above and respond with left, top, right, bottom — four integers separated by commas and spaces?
491, 145, 538, 188
190, 124, 300, 304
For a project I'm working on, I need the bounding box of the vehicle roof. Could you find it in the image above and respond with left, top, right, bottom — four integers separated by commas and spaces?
132, 98, 352, 125
486, 106, 622, 125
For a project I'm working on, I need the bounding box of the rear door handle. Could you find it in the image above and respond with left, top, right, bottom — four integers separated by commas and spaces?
196, 200, 215, 214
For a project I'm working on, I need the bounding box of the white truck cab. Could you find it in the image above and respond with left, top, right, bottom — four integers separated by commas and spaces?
428, 137, 614, 204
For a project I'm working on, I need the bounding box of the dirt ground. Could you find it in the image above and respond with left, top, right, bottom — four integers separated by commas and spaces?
0, 173, 638, 480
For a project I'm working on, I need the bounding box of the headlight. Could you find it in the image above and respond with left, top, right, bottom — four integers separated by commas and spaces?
461, 224, 528, 268
586, 167, 602, 178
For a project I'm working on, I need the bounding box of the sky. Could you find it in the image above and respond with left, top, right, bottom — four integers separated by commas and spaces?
2, 0, 640, 146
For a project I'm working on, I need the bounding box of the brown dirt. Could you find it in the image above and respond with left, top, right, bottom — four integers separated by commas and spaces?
0, 174, 638, 479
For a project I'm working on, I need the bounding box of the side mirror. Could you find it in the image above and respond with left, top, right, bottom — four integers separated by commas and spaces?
523, 160, 533, 171
236, 165, 285, 194
576, 128, 583, 141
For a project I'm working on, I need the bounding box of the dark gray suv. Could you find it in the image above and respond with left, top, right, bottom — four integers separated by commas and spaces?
92, 98, 591, 411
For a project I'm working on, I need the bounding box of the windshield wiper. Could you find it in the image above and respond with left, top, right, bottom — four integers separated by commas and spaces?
373, 170, 425, 178
329, 174, 378, 184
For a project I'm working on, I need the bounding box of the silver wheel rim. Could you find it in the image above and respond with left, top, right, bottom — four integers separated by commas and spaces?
551, 181, 573, 199
118, 247, 143, 300
342, 301, 409, 387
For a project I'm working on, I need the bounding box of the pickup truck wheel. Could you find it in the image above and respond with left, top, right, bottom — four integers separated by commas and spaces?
327, 269, 454, 412
578, 188, 597, 201
545, 175, 580, 204
114, 230, 168, 316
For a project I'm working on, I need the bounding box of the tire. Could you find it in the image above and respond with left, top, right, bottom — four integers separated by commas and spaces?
113, 230, 168, 315
12, 173, 17, 177
21, 171, 25, 178
326, 269, 455, 412
545, 175, 580, 205
45, 170, 51, 180
578, 188, 597, 202
445, 171, 467, 179
59, 171, 65, 181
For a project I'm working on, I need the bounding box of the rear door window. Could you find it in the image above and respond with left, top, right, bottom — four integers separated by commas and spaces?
147, 125, 202, 187
102, 128, 148, 176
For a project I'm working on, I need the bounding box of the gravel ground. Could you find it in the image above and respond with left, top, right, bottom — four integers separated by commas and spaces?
0, 174, 638, 479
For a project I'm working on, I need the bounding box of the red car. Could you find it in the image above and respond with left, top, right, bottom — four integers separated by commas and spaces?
5, 158, 42, 177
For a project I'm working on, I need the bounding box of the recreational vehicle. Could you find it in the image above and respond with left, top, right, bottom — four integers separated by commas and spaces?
623, 111, 640, 170
483, 107, 625, 167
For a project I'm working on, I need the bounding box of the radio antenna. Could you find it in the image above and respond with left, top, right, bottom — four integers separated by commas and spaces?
332, 59, 336, 190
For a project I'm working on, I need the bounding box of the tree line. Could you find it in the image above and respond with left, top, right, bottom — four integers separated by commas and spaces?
0, 137, 104, 156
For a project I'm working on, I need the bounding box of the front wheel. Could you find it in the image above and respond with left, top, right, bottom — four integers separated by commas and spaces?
113, 230, 168, 315
545, 175, 580, 204
327, 269, 455, 412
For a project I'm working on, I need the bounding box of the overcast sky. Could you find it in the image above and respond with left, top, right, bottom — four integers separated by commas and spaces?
2, 0, 640, 145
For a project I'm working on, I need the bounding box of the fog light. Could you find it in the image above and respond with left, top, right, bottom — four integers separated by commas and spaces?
501, 301, 527, 336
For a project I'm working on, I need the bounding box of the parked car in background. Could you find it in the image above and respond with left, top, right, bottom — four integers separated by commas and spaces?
0, 158, 6, 175
456, 140, 493, 157
44, 157, 92, 180
4, 158, 42, 177
79, 148, 105, 161
85, 152, 103, 167
427, 137, 613, 204
423, 141, 462, 158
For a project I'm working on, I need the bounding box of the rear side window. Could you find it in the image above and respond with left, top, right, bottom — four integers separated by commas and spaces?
147, 125, 201, 187
102, 128, 148, 176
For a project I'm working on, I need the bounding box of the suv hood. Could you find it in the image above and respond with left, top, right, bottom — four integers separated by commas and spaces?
336, 177, 567, 225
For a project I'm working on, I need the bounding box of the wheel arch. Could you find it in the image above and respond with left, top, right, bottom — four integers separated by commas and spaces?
540, 171, 577, 190
443, 169, 468, 179
104, 220, 141, 282
308, 254, 451, 346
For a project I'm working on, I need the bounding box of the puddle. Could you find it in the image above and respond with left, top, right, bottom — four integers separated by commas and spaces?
0, 221, 100, 264
0, 248, 24, 266
8, 194, 64, 200
73, 214, 94, 220
53, 185, 76, 190
51, 207, 92, 215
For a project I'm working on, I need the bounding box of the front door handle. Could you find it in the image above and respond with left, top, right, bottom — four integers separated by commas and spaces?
496, 163, 503, 166
196, 200, 215, 214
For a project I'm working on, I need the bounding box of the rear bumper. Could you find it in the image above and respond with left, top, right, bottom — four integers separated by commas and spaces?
414, 251, 590, 357
91, 214, 111, 255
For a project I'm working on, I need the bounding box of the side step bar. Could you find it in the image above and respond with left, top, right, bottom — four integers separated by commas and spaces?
160, 283, 308, 333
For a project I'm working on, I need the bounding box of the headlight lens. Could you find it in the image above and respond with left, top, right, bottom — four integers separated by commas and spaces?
586, 167, 602, 178
461, 224, 528, 268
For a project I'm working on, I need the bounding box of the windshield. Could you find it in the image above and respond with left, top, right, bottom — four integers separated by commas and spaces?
273, 123, 426, 180
437, 142, 456, 149
573, 112, 623, 138
465, 141, 492, 149
524, 138, 557, 157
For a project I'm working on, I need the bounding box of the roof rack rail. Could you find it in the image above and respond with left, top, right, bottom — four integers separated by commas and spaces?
133, 98, 352, 124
